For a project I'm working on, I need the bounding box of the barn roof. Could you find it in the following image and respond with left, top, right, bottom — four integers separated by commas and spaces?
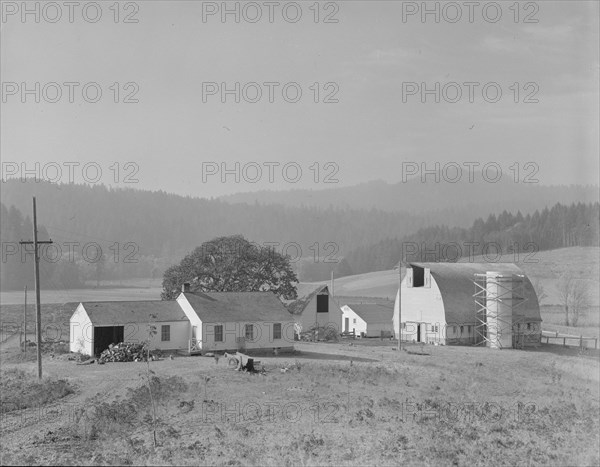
284, 283, 330, 315
181, 291, 293, 323
408, 262, 541, 324
344, 303, 393, 324
80, 301, 188, 325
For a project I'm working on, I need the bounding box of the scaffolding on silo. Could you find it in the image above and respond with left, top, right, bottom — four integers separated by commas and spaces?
473, 272, 527, 349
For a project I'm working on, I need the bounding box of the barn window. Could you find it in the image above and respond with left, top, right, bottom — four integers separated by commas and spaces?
273, 323, 282, 340
316, 294, 329, 313
245, 324, 254, 340
214, 325, 223, 342
413, 267, 425, 287
161, 325, 170, 342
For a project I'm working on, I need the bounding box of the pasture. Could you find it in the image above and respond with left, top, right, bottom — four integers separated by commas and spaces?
0, 341, 598, 466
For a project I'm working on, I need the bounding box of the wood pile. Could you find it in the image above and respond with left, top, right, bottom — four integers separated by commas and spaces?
97, 342, 148, 363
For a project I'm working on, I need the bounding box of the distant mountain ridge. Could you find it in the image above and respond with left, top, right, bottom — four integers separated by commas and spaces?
220, 177, 599, 227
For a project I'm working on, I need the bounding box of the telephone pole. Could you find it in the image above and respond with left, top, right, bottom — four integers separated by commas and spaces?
398, 262, 402, 351
22, 285, 27, 353
19, 197, 52, 379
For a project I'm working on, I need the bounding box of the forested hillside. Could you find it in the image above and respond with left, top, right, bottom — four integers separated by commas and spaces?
221, 177, 599, 226
343, 203, 600, 276
0, 180, 425, 289
2, 180, 598, 289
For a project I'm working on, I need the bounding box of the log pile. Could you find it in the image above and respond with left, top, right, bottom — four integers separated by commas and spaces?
98, 342, 148, 363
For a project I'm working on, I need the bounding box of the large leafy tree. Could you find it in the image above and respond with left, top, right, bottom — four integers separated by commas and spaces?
161, 235, 298, 300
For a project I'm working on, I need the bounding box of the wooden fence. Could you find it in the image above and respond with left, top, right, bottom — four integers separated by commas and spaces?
541, 330, 598, 349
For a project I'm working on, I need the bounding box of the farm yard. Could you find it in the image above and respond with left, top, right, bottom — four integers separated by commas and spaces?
1, 246, 599, 465
1, 340, 599, 466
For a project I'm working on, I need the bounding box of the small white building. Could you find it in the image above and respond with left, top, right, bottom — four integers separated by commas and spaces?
393, 262, 542, 347
340, 302, 394, 338
286, 284, 342, 336
69, 301, 189, 356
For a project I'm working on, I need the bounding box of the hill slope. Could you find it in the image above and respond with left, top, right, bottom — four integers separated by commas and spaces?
315, 247, 600, 306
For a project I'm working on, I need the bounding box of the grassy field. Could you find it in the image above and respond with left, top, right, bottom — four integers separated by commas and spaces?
0, 341, 598, 466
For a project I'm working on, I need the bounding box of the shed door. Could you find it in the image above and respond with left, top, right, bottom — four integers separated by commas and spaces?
93, 326, 124, 356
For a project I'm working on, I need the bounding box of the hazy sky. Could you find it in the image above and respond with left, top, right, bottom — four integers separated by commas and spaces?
1, 1, 598, 197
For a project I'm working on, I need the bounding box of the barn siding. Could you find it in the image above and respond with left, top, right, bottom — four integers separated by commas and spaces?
296, 293, 342, 335
394, 277, 446, 343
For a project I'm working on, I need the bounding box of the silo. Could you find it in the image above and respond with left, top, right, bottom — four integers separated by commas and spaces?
485, 272, 515, 349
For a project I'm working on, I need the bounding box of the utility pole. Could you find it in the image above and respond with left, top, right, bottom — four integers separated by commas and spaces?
19, 197, 52, 379
330, 270, 335, 297
398, 262, 402, 351
22, 285, 27, 353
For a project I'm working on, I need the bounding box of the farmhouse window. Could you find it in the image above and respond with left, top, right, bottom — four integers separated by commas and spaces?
527, 323, 531, 330
460, 326, 464, 335
316, 294, 329, 313
161, 325, 170, 342
273, 323, 282, 340
353, 318, 357, 324
214, 325, 223, 342
245, 324, 254, 340
468, 325, 472, 334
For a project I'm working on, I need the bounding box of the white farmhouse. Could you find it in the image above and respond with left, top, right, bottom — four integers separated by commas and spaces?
70, 284, 295, 356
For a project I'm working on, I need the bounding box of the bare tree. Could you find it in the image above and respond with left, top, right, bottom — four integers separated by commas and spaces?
532, 278, 547, 305
558, 273, 590, 326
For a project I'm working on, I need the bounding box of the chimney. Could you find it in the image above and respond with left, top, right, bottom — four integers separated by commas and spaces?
182, 282, 191, 293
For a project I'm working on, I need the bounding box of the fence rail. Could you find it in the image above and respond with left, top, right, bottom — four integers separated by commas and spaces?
541, 331, 598, 349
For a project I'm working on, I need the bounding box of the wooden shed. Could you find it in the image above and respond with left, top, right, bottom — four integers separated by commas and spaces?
69, 301, 189, 357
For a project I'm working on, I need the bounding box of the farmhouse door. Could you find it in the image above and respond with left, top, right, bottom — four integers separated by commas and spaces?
345, 317, 349, 333
417, 324, 422, 342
